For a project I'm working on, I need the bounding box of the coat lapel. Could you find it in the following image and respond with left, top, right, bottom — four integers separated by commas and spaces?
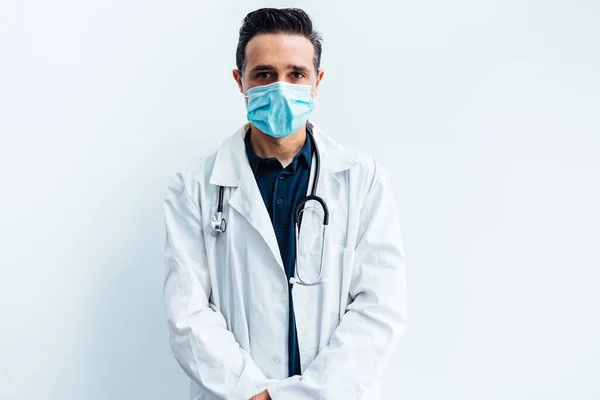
209, 123, 284, 271
208, 121, 356, 277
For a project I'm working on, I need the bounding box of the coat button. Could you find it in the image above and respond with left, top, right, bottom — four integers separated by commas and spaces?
277, 198, 284, 205
273, 357, 282, 364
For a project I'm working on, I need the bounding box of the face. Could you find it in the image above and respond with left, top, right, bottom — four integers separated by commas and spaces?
233, 33, 325, 103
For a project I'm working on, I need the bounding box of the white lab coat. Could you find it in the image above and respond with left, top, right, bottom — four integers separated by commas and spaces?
163, 121, 407, 400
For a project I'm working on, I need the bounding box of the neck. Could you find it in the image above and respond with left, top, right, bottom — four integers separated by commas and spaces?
249, 124, 307, 168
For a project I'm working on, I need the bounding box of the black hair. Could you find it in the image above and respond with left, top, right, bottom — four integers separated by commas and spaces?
235, 8, 323, 76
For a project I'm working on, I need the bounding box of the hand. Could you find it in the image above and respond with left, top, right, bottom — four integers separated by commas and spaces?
249, 389, 271, 400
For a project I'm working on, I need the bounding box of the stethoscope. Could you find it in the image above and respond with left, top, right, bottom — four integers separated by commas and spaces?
211, 126, 329, 286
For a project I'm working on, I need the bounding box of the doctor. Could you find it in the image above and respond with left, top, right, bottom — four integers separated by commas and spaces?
163, 7, 407, 400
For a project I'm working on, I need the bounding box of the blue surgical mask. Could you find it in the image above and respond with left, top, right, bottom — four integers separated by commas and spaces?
244, 81, 315, 139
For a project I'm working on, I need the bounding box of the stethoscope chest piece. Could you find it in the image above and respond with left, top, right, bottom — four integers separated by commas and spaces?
211, 212, 226, 237
211, 186, 227, 237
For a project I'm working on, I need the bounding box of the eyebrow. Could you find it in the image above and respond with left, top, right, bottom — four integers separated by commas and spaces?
287, 64, 309, 72
249, 64, 310, 73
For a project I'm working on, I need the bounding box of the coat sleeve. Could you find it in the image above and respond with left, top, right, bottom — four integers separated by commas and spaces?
267, 162, 408, 400
163, 172, 274, 400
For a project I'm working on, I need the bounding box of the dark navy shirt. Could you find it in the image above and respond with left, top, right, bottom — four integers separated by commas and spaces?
244, 129, 312, 377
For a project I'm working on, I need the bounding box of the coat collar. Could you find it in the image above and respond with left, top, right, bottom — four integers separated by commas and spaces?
209, 120, 355, 188
208, 120, 356, 273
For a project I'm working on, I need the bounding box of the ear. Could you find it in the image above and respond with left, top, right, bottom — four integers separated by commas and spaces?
232, 69, 244, 93
313, 69, 325, 95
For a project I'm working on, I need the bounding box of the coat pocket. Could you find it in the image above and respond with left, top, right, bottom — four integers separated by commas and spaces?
295, 243, 355, 344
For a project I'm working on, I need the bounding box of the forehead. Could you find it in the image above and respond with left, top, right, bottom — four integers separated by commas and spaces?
244, 33, 314, 70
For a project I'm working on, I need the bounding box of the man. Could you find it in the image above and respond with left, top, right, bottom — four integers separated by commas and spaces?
163, 8, 407, 400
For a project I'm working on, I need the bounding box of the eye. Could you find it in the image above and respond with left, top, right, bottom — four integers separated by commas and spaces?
255, 72, 273, 80
291, 72, 305, 79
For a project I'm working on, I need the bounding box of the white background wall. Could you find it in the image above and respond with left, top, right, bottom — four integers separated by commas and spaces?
1, 0, 599, 399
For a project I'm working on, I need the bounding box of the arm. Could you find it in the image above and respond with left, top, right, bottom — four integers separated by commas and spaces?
267, 163, 408, 400
163, 172, 274, 399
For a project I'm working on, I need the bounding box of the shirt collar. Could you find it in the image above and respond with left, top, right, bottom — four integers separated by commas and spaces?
244, 128, 313, 173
